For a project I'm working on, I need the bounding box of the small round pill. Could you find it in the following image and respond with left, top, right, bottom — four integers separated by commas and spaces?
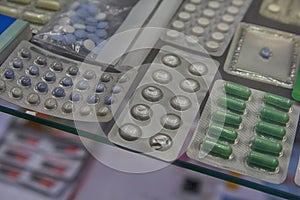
28, 65, 39, 76
208, 1, 220, 9
170, 95, 191, 111
69, 92, 81, 102
171, 20, 185, 31
152, 70, 172, 84
190, 0, 201, 4
12, 58, 23, 69
149, 134, 172, 151
76, 80, 89, 90
74, 29, 87, 39
197, 17, 210, 27
95, 12, 107, 21
44, 71, 56, 83
180, 78, 200, 92
104, 96, 115, 105
192, 26, 204, 36
227, 6, 239, 15
119, 123, 142, 141
188, 62, 208, 76
87, 94, 99, 104
85, 17, 97, 25
4, 69, 14, 79
11, 87, 22, 98
142, 86, 163, 102
203, 9, 215, 18
260, 47, 272, 59
232, 0, 244, 7
76, 8, 89, 18
97, 21, 108, 29
0, 80, 6, 92
62, 102, 73, 113
87, 6, 100, 16
161, 114, 181, 130
184, 3, 196, 12
217, 23, 229, 32
27, 93, 40, 105
224, 82, 251, 100
96, 29, 107, 38
80, 105, 91, 116
51, 62, 63, 72
83, 70, 96, 80
162, 54, 181, 67
60, 76, 73, 87
73, 23, 86, 30
88, 34, 102, 44
52, 87, 65, 98
20, 76, 31, 87
70, 15, 83, 24
212, 32, 225, 42
112, 85, 121, 94
97, 106, 110, 116
101, 73, 112, 82
186, 35, 199, 44
222, 14, 235, 24
205, 41, 219, 52
35, 56, 47, 66
64, 34, 76, 45
166, 30, 180, 39
83, 39, 96, 51
67, 66, 79, 76
267, 4, 280, 13
178, 12, 191, 21
95, 83, 105, 93
86, 25, 96, 33
131, 104, 151, 121
44, 98, 57, 110
36, 82, 48, 93
19, 48, 31, 59
62, 25, 75, 33
51, 34, 65, 42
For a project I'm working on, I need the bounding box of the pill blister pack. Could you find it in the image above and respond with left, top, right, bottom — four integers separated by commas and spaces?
0, 0, 70, 33
260, 0, 300, 27
0, 41, 137, 122
224, 23, 300, 89
160, 0, 253, 57
187, 80, 300, 183
108, 46, 219, 162
32, 0, 140, 60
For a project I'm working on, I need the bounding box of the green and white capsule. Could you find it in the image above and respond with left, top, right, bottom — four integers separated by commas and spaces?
207, 124, 238, 143
217, 95, 246, 113
212, 110, 242, 127
247, 151, 279, 172
255, 121, 286, 140
263, 93, 292, 112
251, 137, 282, 156
201, 138, 233, 159
224, 82, 252, 100
260, 107, 289, 125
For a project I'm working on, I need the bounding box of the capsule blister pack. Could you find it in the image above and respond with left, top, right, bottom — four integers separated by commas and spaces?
108, 46, 219, 162
0, 0, 70, 33
160, 0, 253, 57
187, 80, 300, 184
0, 40, 136, 122
224, 23, 300, 89
0, 163, 26, 185
260, 0, 300, 27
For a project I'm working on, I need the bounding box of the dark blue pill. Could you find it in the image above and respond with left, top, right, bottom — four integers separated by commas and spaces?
36, 82, 48, 93
64, 34, 76, 45
77, 8, 90, 18
95, 83, 105, 93
87, 7, 100, 15
76, 80, 89, 90
70, 16, 83, 24
95, 29, 107, 38
12, 58, 23, 69
87, 94, 99, 104
70, 92, 81, 101
4, 69, 14, 79
28, 65, 39, 76
86, 26, 96, 33
97, 21, 108, 29
60, 76, 73, 87
51, 34, 65, 42
112, 85, 121, 94
88, 34, 101, 44
260, 47, 272, 59
86, 17, 97, 25
74, 30, 87, 39
104, 96, 115, 105
51, 62, 63, 72
44, 71, 56, 82
52, 87, 65, 98
20, 76, 31, 86
68, 66, 79, 76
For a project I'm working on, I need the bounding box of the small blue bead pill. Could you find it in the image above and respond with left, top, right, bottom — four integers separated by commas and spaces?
70, 16, 84, 24
87, 6, 100, 16
97, 21, 108, 29
64, 34, 76, 45
76, 8, 90, 18
70, 92, 80, 101
36, 82, 48, 93
20, 76, 31, 86
51, 34, 65, 42
4, 69, 14, 79
53, 87, 65, 98
87, 94, 99, 104
28, 65, 39, 76
86, 26, 96, 33
96, 30, 107, 39
76, 80, 89, 90
60, 76, 73, 87
74, 30, 88, 39
105, 96, 115, 105
12, 58, 23, 69
112, 85, 121, 94
85, 17, 98, 25
44, 71, 56, 82
260, 47, 272, 59
95, 83, 105, 93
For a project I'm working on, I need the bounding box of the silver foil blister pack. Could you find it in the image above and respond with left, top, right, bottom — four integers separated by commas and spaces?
160, 0, 253, 57
224, 22, 300, 89
108, 46, 219, 162
187, 80, 300, 184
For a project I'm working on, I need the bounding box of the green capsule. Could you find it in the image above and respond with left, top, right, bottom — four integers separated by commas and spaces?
212, 110, 242, 127
201, 139, 232, 159
255, 121, 286, 140
207, 124, 238, 143
260, 107, 289, 125
263, 93, 292, 111
247, 151, 279, 172
217, 96, 246, 113
224, 82, 252, 100
251, 138, 282, 156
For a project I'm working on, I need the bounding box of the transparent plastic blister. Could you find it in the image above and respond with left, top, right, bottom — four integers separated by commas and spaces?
160, 0, 253, 57
108, 46, 219, 162
224, 23, 300, 89
0, 41, 137, 122
260, 0, 300, 27
187, 80, 300, 184
32, 0, 139, 60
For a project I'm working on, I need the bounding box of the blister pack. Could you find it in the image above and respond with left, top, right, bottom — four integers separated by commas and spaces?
224, 22, 300, 89
0, 0, 70, 33
160, 0, 253, 57
260, 0, 300, 27
108, 46, 219, 162
0, 41, 136, 122
0, 163, 26, 185
187, 80, 300, 184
